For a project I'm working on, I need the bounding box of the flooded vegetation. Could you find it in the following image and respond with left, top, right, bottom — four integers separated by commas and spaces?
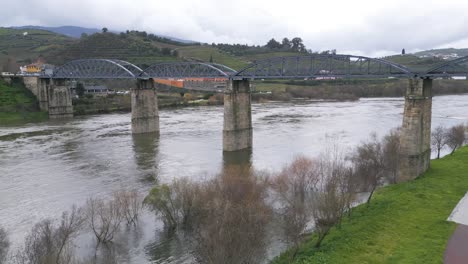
1, 95, 467, 263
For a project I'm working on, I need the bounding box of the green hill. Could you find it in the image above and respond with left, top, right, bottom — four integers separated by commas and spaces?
0, 28, 74, 68
46, 32, 180, 67
383, 54, 444, 73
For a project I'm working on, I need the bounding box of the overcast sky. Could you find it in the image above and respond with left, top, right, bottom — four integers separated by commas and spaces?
2, 0, 468, 57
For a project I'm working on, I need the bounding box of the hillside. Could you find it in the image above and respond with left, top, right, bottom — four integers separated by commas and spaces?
384, 54, 445, 73
2, 26, 467, 73
46, 32, 181, 66
414, 48, 468, 59
0, 28, 74, 68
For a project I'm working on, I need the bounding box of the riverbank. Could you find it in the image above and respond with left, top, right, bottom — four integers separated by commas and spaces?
0, 79, 48, 125
273, 146, 468, 264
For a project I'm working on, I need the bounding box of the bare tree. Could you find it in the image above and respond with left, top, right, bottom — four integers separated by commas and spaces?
13, 206, 85, 264
445, 124, 466, 154
350, 133, 385, 205
86, 197, 122, 244
271, 156, 320, 261
192, 167, 271, 264
432, 125, 447, 159
312, 146, 355, 248
55, 206, 86, 264
113, 190, 144, 226
0, 226, 8, 264
382, 128, 401, 183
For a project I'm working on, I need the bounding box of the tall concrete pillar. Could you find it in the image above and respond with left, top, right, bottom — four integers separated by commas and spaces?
398, 78, 432, 182
48, 79, 73, 119
223, 79, 252, 151
131, 79, 159, 134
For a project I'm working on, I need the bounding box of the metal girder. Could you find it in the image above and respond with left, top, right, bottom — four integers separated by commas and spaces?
425, 55, 468, 77
141, 62, 236, 78
51, 59, 143, 79
234, 54, 413, 79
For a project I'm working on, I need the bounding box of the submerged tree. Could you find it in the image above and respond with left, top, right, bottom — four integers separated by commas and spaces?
14, 206, 85, 264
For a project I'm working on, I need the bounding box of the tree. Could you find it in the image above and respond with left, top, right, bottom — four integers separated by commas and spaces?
382, 128, 401, 183
80, 33, 88, 39
281, 38, 291, 49
350, 133, 385, 205
14, 206, 85, 264
271, 156, 320, 261
0, 226, 8, 264
402, 48, 406, 55
445, 124, 466, 154
102, 27, 108, 33
312, 145, 354, 248
209, 54, 213, 63
266, 38, 281, 49
432, 125, 447, 159
113, 190, 144, 226
86, 197, 123, 244
291, 37, 305, 52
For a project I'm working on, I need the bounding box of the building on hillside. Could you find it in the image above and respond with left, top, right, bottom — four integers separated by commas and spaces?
20, 63, 42, 74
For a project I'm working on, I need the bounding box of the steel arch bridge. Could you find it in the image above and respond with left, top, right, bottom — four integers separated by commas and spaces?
50, 59, 144, 79
44, 54, 468, 80
425, 56, 468, 78
233, 54, 413, 79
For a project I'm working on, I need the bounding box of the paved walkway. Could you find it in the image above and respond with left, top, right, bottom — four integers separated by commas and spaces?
445, 192, 468, 264
444, 224, 468, 263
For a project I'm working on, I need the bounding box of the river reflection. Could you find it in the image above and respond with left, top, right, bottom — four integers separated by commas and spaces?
1, 95, 468, 263
132, 133, 160, 183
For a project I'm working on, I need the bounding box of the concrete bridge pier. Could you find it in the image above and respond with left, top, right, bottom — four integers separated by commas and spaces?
398, 78, 433, 182
37, 78, 50, 111
223, 79, 253, 151
131, 78, 159, 134
48, 79, 73, 119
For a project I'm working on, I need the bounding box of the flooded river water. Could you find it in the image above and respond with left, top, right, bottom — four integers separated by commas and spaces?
1, 94, 467, 263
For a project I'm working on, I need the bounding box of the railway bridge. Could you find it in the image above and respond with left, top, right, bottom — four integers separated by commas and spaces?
9, 54, 468, 182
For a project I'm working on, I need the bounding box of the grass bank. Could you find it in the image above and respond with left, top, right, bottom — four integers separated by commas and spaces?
273, 146, 468, 264
0, 79, 48, 125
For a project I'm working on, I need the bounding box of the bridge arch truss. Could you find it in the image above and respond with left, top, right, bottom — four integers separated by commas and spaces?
141, 62, 236, 79
233, 54, 413, 79
51, 59, 144, 79
425, 55, 468, 77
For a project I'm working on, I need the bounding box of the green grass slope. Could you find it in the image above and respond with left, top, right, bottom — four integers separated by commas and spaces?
273, 146, 468, 264
0, 79, 47, 124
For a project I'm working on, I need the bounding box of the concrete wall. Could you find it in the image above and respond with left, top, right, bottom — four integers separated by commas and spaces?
398, 78, 432, 182
131, 79, 159, 134
223, 79, 253, 151
48, 79, 73, 119
23, 76, 39, 97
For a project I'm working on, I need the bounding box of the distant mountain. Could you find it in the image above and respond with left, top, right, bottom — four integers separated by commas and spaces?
11, 25, 197, 43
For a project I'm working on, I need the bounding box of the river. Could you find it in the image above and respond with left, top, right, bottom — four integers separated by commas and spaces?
1, 94, 468, 263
